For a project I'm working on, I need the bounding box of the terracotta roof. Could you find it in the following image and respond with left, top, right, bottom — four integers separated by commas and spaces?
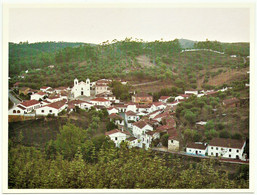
153, 112, 169, 119
187, 142, 207, 150
133, 92, 152, 97
109, 113, 122, 119
168, 132, 178, 140
159, 96, 170, 100
40, 86, 50, 90
125, 111, 137, 116
35, 91, 47, 96
46, 100, 66, 109
152, 102, 164, 106
209, 138, 245, 149
137, 104, 151, 108
133, 120, 150, 129
223, 97, 240, 105
17, 105, 26, 110
42, 100, 51, 104
90, 98, 109, 102
156, 124, 174, 132
96, 84, 108, 87
146, 131, 158, 136
166, 117, 176, 126
48, 95, 61, 100
20, 100, 40, 107
127, 137, 137, 141
179, 94, 189, 98
105, 129, 122, 136
107, 107, 116, 110
55, 86, 67, 90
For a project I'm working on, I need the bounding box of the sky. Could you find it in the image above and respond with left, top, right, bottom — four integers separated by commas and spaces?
8, 6, 250, 44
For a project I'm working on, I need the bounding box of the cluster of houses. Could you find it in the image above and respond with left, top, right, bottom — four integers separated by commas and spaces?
9, 78, 246, 160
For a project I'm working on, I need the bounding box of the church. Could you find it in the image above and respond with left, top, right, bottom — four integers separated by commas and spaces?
71, 78, 90, 98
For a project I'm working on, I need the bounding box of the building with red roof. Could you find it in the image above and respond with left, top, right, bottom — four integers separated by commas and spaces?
159, 96, 171, 103
36, 100, 67, 116
30, 91, 48, 101
90, 98, 111, 107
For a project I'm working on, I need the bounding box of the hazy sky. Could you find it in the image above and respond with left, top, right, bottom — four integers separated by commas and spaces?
9, 7, 250, 43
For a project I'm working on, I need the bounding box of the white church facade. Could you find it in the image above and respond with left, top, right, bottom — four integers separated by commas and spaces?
71, 78, 90, 98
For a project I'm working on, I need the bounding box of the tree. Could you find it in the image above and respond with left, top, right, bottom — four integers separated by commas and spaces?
161, 134, 169, 147
54, 122, 87, 160
219, 130, 231, 139
184, 110, 196, 124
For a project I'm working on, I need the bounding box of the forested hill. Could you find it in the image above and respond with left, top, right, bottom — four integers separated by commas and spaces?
9, 39, 249, 89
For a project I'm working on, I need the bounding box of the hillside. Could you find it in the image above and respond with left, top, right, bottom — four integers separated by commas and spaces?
9, 39, 249, 92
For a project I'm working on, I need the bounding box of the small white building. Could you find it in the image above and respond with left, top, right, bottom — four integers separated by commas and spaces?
158, 96, 171, 103
207, 138, 246, 160
90, 98, 111, 107
175, 94, 189, 102
125, 111, 140, 127
107, 107, 119, 115
185, 90, 198, 95
168, 134, 179, 152
105, 129, 127, 147
16, 100, 41, 113
36, 100, 67, 116
30, 91, 48, 101
126, 103, 137, 113
152, 102, 166, 111
132, 120, 153, 139
126, 137, 139, 148
46, 95, 64, 103
71, 78, 90, 98
186, 142, 208, 156
40, 86, 52, 92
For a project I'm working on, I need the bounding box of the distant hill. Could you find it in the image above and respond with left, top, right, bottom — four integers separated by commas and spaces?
178, 39, 195, 49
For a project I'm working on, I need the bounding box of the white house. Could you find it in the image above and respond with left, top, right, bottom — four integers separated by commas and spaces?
137, 104, 152, 113
96, 92, 116, 102
8, 105, 28, 115
126, 137, 139, 148
109, 113, 125, 127
30, 91, 48, 101
175, 94, 189, 102
140, 133, 153, 149
107, 107, 119, 115
40, 86, 52, 92
185, 90, 198, 95
115, 104, 127, 113
159, 96, 171, 103
126, 103, 137, 113
36, 100, 67, 116
168, 134, 179, 152
105, 129, 127, 147
46, 95, 64, 103
16, 100, 41, 113
207, 138, 246, 160
152, 102, 166, 111
125, 111, 140, 127
153, 111, 170, 122
68, 100, 93, 111
90, 98, 111, 107
132, 120, 153, 139
186, 142, 208, 156
71, 78, 90, 98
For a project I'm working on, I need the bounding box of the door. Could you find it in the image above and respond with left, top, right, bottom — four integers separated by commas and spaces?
81, 91, 83, 95
216, 153, 218, 157
196, 150, 198, 155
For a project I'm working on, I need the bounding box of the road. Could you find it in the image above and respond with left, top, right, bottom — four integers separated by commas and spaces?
8, 90, 22, 108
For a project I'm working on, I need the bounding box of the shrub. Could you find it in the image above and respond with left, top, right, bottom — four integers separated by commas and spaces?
231, 133, 242, 140
161, 134, 169, 147
219, 130, 231, 138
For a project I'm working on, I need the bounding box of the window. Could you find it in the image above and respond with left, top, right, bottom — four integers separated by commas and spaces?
13, 110, 16, 113
199, 151, 201, 153
229, 149, 231, 152
189, 149, 191, 152
81, 88, 83, 90
49, 110, 52, 113
41, 110, 44, 113
17, 110, 20, 113
115, 137, 117, 141
221, 154, 223, 157
216, 147, 218, 150
211, 152, 213, 155
237, 150, 239, 153
229, 154, 231, 157
171, 140, 173, 143
211, 147, 213, 149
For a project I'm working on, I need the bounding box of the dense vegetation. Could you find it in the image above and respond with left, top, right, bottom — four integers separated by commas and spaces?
9, 121, 249, 189
9, 39, 249, 90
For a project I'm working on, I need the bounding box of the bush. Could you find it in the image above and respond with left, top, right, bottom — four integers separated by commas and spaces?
161, 134, 169, 147
219, 130, 231, 138
231, 133, 242, 140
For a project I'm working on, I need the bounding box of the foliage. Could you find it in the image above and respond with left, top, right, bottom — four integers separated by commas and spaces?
161, 134, 169, 147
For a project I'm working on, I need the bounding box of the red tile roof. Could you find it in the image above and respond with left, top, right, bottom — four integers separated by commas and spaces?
152, 102, 164, 106
20, 100, 40, 107
36, 91, 47, 96
126, 137, 137, 141
109, 113, 122, 119
46, 100, 66, 109
40, 86, 51, 90
105, 129, 123, 136
153, 112, 169, 119
206, 91, 218, 95
159, 96, 170, 100
17, 105, 26, 110
133, 120, 150, 129
90, 98, 109, 102
125, 111, 137, 116
209, 138, 245, 149
187, 142, 207, 150
156, 124, 174, 132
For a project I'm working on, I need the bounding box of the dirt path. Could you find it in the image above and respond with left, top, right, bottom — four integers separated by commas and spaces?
131, 80, 160, 87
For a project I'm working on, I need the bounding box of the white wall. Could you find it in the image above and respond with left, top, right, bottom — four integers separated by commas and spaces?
36, 104, 66, 116
108, 132, 127, 147
186, 148, 207, 156
207, 143, 245, 159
